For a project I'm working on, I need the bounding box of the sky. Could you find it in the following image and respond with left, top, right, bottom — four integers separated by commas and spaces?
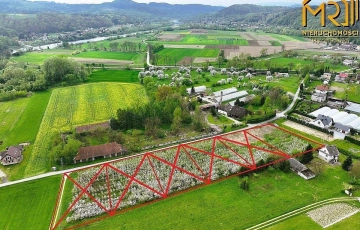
30, 0, 324, 7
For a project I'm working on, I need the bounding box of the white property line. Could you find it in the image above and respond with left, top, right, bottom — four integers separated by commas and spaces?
50, 176, 67, 230
246, 197, 360, 230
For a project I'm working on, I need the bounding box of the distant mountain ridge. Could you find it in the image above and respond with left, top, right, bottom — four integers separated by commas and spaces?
0, 0, 224, 19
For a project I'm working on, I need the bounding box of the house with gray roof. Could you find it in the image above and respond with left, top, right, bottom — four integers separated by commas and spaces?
289, 158, 316, 180
318, 145, 340, 163
310, 114, 333, 129
334, 123, 350, 134
0, 146, 24, 166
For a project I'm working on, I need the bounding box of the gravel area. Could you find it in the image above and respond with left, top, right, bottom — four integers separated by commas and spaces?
283, 121, 334, 141
307, 203, 359, 228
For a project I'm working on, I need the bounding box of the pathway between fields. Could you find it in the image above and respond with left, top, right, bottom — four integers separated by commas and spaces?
246, 197, 360, 230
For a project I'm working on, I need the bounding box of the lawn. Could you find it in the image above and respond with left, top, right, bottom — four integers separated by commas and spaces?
207, 114, 234, 126
259, 57, 348, 72
24, 83, 149, 177
86, 69, 140, 83
0, 176, 61, 230
154, 48, 219, 65
331, 82, 360, 103
266, 210, 360, 230
0, 91, 51, 181
264, 76, 301, 94
74, 51, 145, 64
71, 165, 352, 230
11, 50, 70, 64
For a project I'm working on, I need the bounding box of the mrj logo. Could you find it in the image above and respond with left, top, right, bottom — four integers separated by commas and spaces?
302, 0, 360, 37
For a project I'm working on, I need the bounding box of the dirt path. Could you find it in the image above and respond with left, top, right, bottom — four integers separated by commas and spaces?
283, 121, 334, 141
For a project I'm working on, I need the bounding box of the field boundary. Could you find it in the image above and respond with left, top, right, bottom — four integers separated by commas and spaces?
50, 123, 324, 230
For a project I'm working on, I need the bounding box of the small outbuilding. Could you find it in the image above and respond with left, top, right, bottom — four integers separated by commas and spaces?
289, 158, 316, 180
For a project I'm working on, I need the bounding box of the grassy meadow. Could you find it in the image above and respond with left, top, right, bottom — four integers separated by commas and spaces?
0, 176, 61, 230
331, 82, 360, 103
154, 48, 219, 65
24, 83, 149, 177
69, 165, 354, 230
75, 51, 145, 64
0, 91, 51, 180
11, 50, 71, 64
86, 69, 140, 83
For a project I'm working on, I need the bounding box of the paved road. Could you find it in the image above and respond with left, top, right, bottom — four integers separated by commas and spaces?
246, 197, 360, 230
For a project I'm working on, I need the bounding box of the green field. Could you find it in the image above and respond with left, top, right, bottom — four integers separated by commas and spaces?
0, 176, 61, 230
267, 211, 360, 230
69, 165, 355, 229
75, 51, 145, 64
11, 50, 71, 64
265, 76, 301, 94
24, 83, 149, 177
331, 82, 360, 103
259, 57, 348, 72
154, 48, 219, 65
0, 91, 51, 180
156, 34, 248, 46
86, 69, 140, 83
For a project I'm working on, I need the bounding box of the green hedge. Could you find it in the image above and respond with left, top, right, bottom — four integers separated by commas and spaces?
338, 147, 360, 160
247, 111, 276, 124
344, 136, 360, 145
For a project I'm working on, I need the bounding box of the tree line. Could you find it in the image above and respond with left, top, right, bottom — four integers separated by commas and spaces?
0, 57, 91, 102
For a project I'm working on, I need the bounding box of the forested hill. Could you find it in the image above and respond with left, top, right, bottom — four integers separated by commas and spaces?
212, 3, 360, 30
0, 0, 223, 19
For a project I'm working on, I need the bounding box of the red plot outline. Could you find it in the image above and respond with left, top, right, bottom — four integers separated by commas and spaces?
50, 124, 324, 230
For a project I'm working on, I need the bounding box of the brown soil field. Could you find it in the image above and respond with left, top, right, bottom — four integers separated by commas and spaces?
158, 34, 182, 41
258, 40, 272, 46
239, 32, 257, 40
248, 40, 259, 46
177, 56, 194, 65
71, 58, 133, 65
225, 46, 283, 58
190, 29, 208, 34
193, 57, 217, 63
255, 35, 274, 41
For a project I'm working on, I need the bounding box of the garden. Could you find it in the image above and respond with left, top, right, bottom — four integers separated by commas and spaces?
51, 124, 323, 229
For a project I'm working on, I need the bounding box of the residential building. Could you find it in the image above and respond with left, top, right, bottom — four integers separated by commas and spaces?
0, 146, 24, 166
318, 145, 340, 163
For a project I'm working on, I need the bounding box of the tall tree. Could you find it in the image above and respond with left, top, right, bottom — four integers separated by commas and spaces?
342, 156, 353, 171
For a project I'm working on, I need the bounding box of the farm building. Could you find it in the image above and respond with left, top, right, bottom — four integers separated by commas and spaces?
345, 102, 360, 114
186, 86, 206, 95
0, 146, 24, 166
315, 85, 329, 94
318, 146, 340, 163
199, 104, 216, 111
217, 104, 233, 114
76, 121, 110, 133
228, 106, 249, 119
311, 93, 326, 102
309, 107, 360, 131
74, 142, 128, 164
229, 94, 255, 106
309, 115, 333, 129
335, 73, 349, 82
215, 90, 248, 103
213, 87, 238, 98
309, 107, 331, 117
289, 158, 316, 180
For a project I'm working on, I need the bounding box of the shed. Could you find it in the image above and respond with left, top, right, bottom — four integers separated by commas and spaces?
289, 158, 316, 180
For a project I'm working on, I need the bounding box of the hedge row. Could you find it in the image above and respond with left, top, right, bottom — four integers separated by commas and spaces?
344, 136, 360, 145
337, 147, 360, 160
247, 111, 276, 124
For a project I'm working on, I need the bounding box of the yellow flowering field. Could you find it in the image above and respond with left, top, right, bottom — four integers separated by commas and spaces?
25, 83, 148, 177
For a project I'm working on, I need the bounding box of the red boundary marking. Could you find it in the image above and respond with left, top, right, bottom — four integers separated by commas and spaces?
50, 123, 324, 230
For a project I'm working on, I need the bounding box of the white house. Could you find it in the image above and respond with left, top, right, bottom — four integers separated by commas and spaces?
315, 85, 329, 94
311, 93, 327, 102
343, 59, 354, 66
310, 114, 333, 128
318, 145, 340, 163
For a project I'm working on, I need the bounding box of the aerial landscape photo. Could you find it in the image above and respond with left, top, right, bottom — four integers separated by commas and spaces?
0, 0, 360, 229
